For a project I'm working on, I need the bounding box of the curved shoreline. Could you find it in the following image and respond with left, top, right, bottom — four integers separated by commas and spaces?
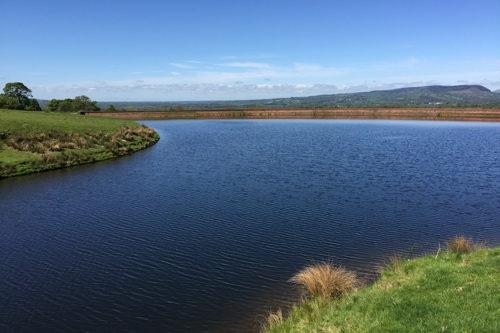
0, 110, 160, 178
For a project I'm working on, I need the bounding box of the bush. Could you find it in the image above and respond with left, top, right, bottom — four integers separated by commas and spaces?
289, 262, 360, 299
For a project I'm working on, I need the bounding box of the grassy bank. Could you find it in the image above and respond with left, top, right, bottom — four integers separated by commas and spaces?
265, 238, 500, 332
0, 109, 159, 178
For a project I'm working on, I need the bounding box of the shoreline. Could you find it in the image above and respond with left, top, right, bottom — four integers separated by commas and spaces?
85, 107, 500, 121
265, 241, 500, 332
0, 110, 160, 178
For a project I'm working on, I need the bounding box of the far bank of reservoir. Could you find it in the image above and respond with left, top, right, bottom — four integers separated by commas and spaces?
85, 107, 500, 121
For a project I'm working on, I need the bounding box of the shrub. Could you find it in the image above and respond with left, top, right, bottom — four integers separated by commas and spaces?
446, 236, 476, 254
289, 262, 359, 299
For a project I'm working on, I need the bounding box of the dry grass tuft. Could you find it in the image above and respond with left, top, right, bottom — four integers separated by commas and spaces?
289, 262, 359, 299
446, 236, 477, 254
261, 308, 283, 332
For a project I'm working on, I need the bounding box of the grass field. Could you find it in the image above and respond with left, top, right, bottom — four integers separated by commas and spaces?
0, 109, 159, 178
265, 238, 500, 333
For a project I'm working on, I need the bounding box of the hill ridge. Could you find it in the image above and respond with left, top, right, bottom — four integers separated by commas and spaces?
39, 84, 500, 110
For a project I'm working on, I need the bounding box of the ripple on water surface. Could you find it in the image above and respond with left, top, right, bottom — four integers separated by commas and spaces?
1, 120, 500, 332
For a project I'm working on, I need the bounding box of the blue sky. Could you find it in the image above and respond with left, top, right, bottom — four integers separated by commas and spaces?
1, 0, 499, 101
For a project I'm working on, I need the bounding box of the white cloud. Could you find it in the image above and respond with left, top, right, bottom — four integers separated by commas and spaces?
28, 78, 500, 102
23, 56, 500, 101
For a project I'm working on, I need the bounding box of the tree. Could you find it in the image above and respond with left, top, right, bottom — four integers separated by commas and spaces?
106, 104, 117, 111
72, 95, 100, 112
45, 96, 101, 112
0, 94, 21, 110
46, 99, 61, 112
3, 82, 32, 108
58, 99, 75, 112
26, 98, 42, 111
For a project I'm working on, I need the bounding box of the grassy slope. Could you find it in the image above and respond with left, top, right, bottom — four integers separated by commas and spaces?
0, 109, 159, 177
267, 247, 500, 333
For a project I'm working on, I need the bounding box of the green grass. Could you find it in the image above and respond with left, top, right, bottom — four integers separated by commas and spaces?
265, 242, 500, 333
0, 109, 159, 177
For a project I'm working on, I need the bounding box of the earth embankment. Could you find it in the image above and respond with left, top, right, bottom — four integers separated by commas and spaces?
86, 108, 500, 121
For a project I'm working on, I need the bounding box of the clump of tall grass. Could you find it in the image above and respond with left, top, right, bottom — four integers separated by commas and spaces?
446, 236, 483, 254
289, 262, 360, 300
261, 308, 283, 333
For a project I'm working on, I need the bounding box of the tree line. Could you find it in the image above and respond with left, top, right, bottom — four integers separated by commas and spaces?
0, 82, 101, 112
46, 95, 100, 112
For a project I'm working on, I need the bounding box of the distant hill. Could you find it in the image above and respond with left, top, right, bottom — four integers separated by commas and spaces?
40, 85, 500, 111
388, 85, 491, 94
267, 85, 500, 109
493, 89, 500, 94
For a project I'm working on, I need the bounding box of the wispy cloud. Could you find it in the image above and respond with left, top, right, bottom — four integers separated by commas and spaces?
221, 62, 273, 69
24, 56, 500, 101
27, 81, 431, 101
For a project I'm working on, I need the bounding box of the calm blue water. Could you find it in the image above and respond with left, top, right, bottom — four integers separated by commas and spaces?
1, 119, 500, 332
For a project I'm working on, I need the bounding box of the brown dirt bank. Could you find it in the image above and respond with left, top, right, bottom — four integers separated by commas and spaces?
85, 108, 500, 122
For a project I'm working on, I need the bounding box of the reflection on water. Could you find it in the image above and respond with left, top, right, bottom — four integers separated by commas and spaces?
1, 120, 500, 332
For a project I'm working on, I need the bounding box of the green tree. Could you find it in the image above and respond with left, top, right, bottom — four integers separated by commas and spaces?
3, 82, 32, 108
106, 104, 117, 111
45, 96, 101, 112
0, 94, 21, 109
0, 82, 41, 110
26, 98, 42, 111
58, 99, 75, 112
72, 95, 100, 112
46, 99, 61, 112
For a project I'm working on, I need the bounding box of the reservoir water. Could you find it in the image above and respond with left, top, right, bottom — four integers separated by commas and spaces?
1, 119, 500, 332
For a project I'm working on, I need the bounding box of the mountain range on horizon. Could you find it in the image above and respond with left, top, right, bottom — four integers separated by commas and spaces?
249, 84, 500, 109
